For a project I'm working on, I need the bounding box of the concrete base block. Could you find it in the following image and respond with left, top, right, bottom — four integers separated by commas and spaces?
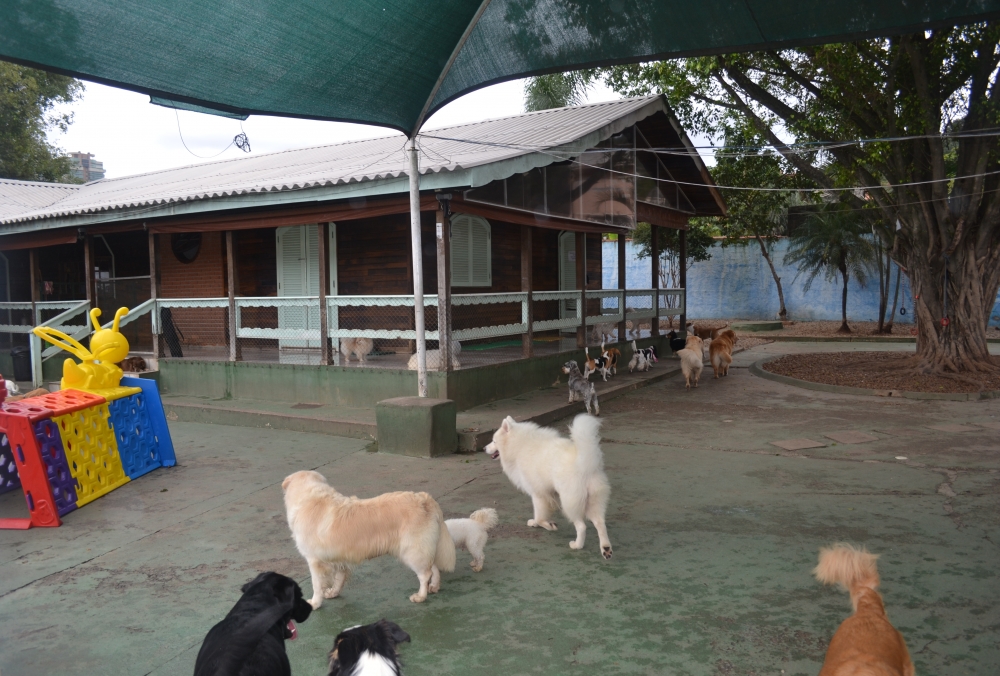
376, 397, 456, 457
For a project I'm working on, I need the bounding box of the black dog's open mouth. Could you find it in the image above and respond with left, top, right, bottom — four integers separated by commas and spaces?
287, 620, 298, 640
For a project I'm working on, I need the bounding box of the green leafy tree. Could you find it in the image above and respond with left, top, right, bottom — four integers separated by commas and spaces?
784, 206, 877, 333
523, 71, 595, 112
0, 63, 82, 182
598, 23, 1000, 374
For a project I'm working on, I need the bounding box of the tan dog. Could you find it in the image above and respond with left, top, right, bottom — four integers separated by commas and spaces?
282, 470, 456, 607
709, 328, 737, 378
676, 335, 704, 389
814, 543, 914, 676
603, 345, 621, 375
340, 337, 373, 363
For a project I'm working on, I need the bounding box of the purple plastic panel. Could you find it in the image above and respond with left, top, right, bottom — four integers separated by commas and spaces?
0, 430, 20, 495
33, 419, 78, 517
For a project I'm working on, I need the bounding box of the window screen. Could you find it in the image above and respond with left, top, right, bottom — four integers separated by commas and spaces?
451, 214, 491, 287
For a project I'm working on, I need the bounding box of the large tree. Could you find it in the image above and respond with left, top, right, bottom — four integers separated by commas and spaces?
595, 24, 1000, 375
0, 62, 82, 182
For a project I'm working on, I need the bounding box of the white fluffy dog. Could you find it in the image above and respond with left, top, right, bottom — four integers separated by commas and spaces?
340, 337, 373, 363
676, 335, 704, 389
484, 414, 613, 559
282, 470, 456, 606
407, 341, 462, 370
445, 508, 499, 572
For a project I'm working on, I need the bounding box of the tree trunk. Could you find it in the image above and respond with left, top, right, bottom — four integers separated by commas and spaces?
876, 239, 888, 333
885, 255, 901, 334
755, 234, 787, 320
838, 265, 851, 333
906, 237, 1000, 374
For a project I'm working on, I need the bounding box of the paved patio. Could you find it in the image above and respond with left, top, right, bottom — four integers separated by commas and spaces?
1, 341, 998, 675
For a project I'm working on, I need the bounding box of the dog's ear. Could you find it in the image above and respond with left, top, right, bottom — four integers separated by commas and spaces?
499, 418, 510, 433
377, 619, 411, 646
241, 571, 271, 593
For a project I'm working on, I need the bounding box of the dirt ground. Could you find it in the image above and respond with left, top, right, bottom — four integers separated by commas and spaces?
1, 340, 999, 675
764, 351, 1000, 393
689, 318, 921, 338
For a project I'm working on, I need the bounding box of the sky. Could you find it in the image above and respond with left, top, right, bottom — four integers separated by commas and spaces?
48, 79, 623, 179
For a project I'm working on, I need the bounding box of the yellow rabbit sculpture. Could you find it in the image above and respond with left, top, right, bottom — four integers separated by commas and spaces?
32, 307, 130, 392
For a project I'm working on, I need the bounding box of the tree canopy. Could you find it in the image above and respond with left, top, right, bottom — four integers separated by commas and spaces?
0, 63, 82, 182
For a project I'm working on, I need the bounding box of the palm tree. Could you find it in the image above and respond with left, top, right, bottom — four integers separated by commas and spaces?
784, 205, 877, 333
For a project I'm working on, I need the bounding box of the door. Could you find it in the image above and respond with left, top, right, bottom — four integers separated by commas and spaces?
276, 224, 337, 351
558, 231, 582, 320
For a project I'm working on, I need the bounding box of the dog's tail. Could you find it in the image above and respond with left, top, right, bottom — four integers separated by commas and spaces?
435, 515, 457, 573
814, 543, 880, 610
570, 413, 604, 476
469, 507, 499, 530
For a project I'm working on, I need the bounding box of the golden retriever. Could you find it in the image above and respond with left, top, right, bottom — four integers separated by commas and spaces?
709, 328, 737, 378
677, 335, 704, 389
282, 470, 456, 606
814, 543, 914, 676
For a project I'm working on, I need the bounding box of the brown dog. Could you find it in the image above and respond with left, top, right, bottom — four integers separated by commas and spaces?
814, 544, 914, 676
602, 344, 621, 375
709, 329, 737, 378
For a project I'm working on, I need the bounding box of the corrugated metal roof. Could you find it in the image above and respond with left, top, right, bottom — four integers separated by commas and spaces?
0, 96, 716, 229
0, 179, 81, 219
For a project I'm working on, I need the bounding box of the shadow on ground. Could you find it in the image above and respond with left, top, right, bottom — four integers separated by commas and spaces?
1, 341, 998, 675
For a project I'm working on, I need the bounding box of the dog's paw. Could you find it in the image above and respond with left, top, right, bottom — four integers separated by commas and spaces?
428, 582, 440, 594
308, 598, 323, 610
602, 546, 613, 560
323, 588, 340, 599
471, 560, 483, 572
409, 592, 427, 603
569, 540, 583, 550
541, 521, 558, 531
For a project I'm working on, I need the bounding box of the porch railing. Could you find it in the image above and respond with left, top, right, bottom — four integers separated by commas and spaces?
1, 289, 684, 376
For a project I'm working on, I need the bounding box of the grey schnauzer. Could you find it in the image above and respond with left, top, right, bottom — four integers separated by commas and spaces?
561, 360, 599, 415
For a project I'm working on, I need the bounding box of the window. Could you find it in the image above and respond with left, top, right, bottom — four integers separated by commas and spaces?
450, 214, 491, 287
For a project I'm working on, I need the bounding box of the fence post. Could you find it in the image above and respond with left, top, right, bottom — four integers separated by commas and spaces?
148, 230, 162, 358
617, 232, 626, 343
318, 223, 331, 365
576, 232, 586, 348
679, 228, 687, 332
521, 225, 533, 358
82, 237, 95, 310
225, 231, 241, 362
435, 196, 452, 372
650, 225, 660, 338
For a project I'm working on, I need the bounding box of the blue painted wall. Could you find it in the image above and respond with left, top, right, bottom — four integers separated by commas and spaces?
603, 240, 1000, 325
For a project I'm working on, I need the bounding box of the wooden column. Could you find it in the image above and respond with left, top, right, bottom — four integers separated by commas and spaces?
617, 232, 626, 343
576, 231, 586, 348
650, 225, 660, 337
225, 231, 240, 362
28, 248, 39, 318
148, 231, 162, 358
679, 228, 687, 332
435, 198, 452, 371
82, 236, 95, 308
521, 225, 534, 358
318, 223, 332, 365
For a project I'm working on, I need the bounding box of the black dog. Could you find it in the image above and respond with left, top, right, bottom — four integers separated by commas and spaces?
194, 572, 312, 676
668, 331, 687, 353
328, 620, 411, 676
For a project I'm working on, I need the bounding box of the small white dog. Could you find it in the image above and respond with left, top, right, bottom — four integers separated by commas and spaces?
408, 341, 462, 370
340, 337, 373, 363
628, 340, 649, 373
484, 414, 613, 559
677, 335, 704, 389
445, 508, 499, 572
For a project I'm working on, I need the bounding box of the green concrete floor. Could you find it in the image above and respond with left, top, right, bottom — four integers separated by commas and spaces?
1, 341, 999, 675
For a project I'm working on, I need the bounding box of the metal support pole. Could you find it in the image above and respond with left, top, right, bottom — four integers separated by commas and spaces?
576, 231, 586, 348
225, 230, 240, 362
148, 230, 162, 359
521, 225, 533, 358
318, 223, 331, 365
435, 196, 452, 372
679, 228, 687, 332
407, 138, 428, 396
83, 237, 95, 308
617, 232, 626, 343
650, 224, 660, 338
28, 248, 41, 387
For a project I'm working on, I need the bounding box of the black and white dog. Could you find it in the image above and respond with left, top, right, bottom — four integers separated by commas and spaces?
582, 346, 612, 381
562, 360, 599, 415
194, 572, 313, 676
327, 620, 411, 676
639, 344, 658, 365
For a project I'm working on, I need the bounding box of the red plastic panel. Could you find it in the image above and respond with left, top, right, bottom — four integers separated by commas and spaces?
21, 390, 105, 417
0, 413, 62, 529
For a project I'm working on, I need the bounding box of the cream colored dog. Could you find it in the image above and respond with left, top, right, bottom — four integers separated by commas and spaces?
445, 508, 499, 572
676, 335, 704, 389
339, 337, 373, 363
282, 470, 456, 606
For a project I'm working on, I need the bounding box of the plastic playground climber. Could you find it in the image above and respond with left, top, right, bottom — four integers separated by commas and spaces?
0, 307, 176, 530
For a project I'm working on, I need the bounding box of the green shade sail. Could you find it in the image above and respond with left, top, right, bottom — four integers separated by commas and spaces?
2, 0, 998, 136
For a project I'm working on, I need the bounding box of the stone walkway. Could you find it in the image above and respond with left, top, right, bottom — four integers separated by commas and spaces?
1, 341, 998, 675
